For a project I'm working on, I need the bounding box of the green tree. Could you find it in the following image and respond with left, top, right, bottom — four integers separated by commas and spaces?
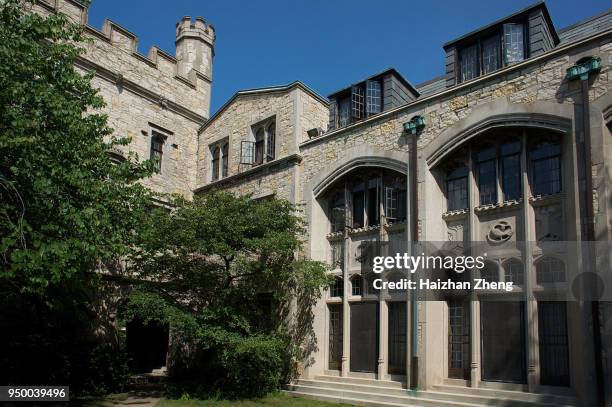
124, 192, 329, 397
0, 0, 152, 393
0, 0, 153, 297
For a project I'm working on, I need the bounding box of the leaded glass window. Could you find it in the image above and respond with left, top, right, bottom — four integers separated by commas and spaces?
330, 277, 343, 298
351, 86, 365, 119
459, 43, 479, 82
476, 146, 497, 205
330, 191, 345, 233
503, 23, 524, 65
482, 35, 501, 74
150, 133, 164, 173
501, 140, 521, 201
531, 141, 561, 196
366, 80, 382, 116
351, 275, 362, 296
447, 165, 469, 211
352, 180, 365, 228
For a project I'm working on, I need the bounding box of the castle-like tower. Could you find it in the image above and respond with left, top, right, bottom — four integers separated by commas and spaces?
175, 16, 215, 118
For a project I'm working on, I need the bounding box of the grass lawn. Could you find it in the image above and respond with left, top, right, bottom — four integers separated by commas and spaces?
155, 392, 352, 406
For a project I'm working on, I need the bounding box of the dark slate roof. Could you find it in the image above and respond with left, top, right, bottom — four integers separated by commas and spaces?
415, 75, 447, 97
558, 8, 612, 44
443, 1, 558, 49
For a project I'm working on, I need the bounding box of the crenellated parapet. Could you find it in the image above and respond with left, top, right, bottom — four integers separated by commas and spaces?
34, 0, 214, 119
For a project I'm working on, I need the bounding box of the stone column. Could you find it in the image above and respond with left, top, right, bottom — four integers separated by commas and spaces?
378, 187, 388, 380
467, 146, 481, 387
341, 181, 350, 376
521, 130, 540, 391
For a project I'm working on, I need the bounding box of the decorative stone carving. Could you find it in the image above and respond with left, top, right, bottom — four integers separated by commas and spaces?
487, 220, 513, 243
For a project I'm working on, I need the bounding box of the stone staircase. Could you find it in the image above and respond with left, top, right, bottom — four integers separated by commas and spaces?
284, 375, 580, 407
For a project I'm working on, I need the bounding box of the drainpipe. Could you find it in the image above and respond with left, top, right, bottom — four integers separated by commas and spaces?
566, 56, 604, 407
403, 115, 425, 390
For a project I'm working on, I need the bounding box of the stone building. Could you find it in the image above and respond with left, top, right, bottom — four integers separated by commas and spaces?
34, 0, 612, 406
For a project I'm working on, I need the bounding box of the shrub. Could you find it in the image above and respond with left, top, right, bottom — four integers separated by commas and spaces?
217, 335, 286, 398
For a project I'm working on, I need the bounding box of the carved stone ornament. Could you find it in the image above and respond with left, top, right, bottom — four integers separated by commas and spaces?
487, 220, 513, 243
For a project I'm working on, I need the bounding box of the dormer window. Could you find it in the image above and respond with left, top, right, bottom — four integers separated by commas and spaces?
456, 22, 526, 83
328, 69, 418, 130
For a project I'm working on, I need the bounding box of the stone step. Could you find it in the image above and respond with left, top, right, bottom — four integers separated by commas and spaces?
432, 384, 579, 407
287, 380, 579, 407
313, 375, 406, 388
301, 380, 572, 407
285, 383, 485, 407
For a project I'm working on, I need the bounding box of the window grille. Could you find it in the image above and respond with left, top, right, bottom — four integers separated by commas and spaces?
447, 165, 469, 211
504, 259, 524, 286
476, 147, 497, 205
459, 43, 479, 82
531, 141, 561, 196
330, 277, 343, 298
351, 86, 365, 119
240, 141, 255, 165
482, 35, 501, 74
366, 80, 382, 115
536, 257, 566, 284
351, 275, 362, 296
503, 23, 524, 65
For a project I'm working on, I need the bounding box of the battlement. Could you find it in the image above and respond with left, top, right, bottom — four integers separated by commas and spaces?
176, 16, 215, 47
34, 0, 214, 85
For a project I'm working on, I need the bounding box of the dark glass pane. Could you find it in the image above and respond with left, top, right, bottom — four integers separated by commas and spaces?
367, 186, 378, 226
330, 278, 343, 297
352, 191, 364, 228
328, 304, 343, 370
330, 191, 345, 233
478, 160, 496, 205
366, 80, 382, 115
482, 35, 500, 74
459, 43, 479, 82
531, 142, 561, 196
352, 276, 361, 296
502, 153, 521, 200
504, 23, 524, 65
447, 165, 468, 211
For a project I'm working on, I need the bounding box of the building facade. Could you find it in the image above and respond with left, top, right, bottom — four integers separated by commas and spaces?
35, 1, 612, 406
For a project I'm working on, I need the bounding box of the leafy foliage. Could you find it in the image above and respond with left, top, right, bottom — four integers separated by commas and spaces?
0, 0, 150, 395
0, 0, 153, 297
125, 192, 329, 397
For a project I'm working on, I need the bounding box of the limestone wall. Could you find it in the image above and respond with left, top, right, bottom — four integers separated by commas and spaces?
32, 0, 213, 198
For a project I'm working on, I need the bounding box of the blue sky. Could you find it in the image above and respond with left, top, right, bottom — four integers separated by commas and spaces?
87, 0, 610, 113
